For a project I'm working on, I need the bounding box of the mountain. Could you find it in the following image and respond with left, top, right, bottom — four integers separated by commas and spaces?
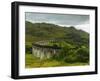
25, 21, 89, 47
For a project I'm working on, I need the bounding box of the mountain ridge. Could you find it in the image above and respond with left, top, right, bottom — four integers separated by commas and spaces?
25, 21, 89, 47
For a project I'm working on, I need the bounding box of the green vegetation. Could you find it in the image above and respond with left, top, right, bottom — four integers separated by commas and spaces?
25, 21, 89, 68
25, 54, 88, 68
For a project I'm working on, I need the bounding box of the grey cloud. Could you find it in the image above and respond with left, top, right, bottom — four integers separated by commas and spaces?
25, 12, 89, 26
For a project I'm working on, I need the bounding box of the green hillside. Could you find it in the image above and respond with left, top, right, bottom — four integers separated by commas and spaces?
25, 21, 89, 46
25, 21, 89, 68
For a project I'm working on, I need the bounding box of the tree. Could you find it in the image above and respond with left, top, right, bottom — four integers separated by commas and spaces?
75, 46, 89, 62
63, 50, 77, 63
25, 44, 32, 54
54, 43, 73, 61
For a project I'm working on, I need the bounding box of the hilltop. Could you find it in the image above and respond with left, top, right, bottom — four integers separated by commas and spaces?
25, 21, 89, 47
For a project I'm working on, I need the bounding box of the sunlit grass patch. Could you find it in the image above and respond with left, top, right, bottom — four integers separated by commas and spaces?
25, 54, 89, 68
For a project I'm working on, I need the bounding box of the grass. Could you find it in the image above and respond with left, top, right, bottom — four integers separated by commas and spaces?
25, 54, 89, 68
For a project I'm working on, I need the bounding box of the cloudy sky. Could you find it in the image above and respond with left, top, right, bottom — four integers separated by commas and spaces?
25, 12, 90, 33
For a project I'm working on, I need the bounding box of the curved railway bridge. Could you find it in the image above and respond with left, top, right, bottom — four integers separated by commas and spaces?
32, 40, 61, 59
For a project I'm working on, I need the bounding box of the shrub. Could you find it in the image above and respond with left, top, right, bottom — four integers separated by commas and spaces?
63, 50, 77, 63
75, 46, 89, 62
25, 44, 32, 54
